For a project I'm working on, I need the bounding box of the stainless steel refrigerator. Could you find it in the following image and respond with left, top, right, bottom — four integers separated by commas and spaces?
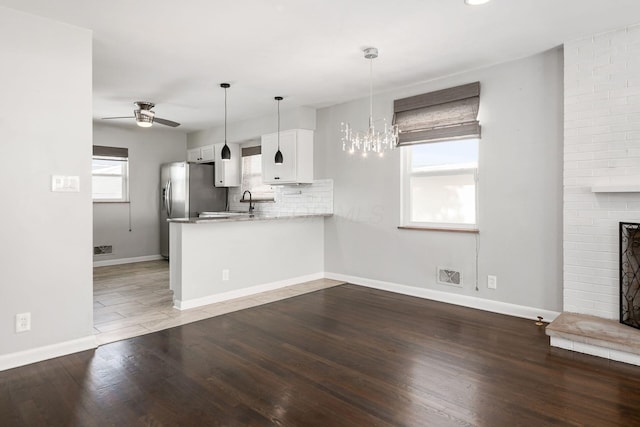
160, 162, 226, 258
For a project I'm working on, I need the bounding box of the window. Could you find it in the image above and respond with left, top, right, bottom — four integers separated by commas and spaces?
241, 146, 274, 200
394, 82, 481, 230
92, 146, 129, 202
401, 139, 478, 229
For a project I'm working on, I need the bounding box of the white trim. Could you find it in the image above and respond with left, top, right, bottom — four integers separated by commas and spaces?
93, 254, 164, 267
174, 272, 325, 310
0, 335, 97, 372
325, 272, 560, 322
400, 142, 479, 228
550, 336, 640, 366
591, 184, 640, 193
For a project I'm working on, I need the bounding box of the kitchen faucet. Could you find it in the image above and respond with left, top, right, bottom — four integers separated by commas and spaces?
241, 190, 255, 214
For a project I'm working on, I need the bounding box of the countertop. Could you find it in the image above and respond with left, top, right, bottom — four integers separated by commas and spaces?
167, 213, 332, 224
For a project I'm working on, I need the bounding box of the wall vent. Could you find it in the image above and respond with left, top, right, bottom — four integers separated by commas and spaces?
437, 267, 462, 287
94, 245, 113, 255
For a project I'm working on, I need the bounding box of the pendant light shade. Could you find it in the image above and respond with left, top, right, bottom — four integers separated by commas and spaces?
274, 96, 283, 165
220, 83, 231, 161
274, 148, 283, 164
221, 143, 231, 161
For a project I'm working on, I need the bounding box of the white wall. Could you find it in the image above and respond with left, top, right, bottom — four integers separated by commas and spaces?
93, 123, 187, 262
188, 106, 316, 148
564, 24, 640, 319
316, 48, 564, 312
0, 8, 93, 359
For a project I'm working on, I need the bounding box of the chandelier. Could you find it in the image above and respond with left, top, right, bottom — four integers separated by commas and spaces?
341, 47, 399, 157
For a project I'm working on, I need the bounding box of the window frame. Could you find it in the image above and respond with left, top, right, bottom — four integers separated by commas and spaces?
240, 146, 275, 201
400, 139, 479, 231
92, 155, 130, 203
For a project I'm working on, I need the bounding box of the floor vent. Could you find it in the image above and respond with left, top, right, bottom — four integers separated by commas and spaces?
94, 245, 113, 255
437, 267, 462, 287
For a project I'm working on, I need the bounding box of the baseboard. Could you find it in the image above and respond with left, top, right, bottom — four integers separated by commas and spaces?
175, 272, 325, 310
325, 272, 560, 322
0, 335, 97, 372
93, 254, 165, 267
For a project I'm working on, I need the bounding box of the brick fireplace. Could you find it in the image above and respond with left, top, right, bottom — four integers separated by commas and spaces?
553, 22, 640, 365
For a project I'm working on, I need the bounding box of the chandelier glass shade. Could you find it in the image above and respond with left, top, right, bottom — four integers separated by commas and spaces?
341, 47, 398, 157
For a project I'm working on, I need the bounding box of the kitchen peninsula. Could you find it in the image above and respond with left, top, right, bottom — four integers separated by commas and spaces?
168, 211, 331, 310
174, 120, 333, 309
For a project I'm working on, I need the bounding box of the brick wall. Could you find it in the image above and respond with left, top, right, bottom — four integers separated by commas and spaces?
564, 24, 640, 318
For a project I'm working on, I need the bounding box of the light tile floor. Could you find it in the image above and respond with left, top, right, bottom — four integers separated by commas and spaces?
94, 260, 343, 345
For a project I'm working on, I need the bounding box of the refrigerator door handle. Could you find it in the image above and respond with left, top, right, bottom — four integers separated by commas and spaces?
165, 180, 173, 218
162, 181, 168, 213
162, 186, 167, 211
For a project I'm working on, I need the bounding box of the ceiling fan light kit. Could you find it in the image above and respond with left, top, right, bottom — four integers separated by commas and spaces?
134, 107, 153, 128
220, 83, 231, 161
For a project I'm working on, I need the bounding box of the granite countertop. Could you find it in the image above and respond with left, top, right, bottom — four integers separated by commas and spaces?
167, 212, 332, 224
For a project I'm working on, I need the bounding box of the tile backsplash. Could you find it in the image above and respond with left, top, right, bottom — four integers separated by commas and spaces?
228, 179, 333, 216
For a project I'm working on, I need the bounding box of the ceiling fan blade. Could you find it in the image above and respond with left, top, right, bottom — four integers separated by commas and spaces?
102, 116, 135, 120
154, 117, 181, 127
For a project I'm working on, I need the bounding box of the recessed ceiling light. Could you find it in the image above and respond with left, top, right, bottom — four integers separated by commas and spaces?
465, 0, 491, 5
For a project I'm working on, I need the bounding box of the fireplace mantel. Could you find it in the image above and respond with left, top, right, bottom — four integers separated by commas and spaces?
591, 185, 640, 193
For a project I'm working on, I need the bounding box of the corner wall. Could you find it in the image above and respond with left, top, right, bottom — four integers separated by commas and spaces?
564, 24, 640, 318
316, 48, 564, 313
93, 123, 187, 263
0, 7, 94, 362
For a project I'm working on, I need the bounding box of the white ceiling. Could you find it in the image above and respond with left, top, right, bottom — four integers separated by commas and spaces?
2, 0, 640, 132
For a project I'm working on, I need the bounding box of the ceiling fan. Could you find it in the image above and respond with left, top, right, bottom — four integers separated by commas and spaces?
102, 101, 180, 128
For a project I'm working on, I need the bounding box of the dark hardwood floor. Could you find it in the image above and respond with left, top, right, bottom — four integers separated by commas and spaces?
2, 284, 640, 426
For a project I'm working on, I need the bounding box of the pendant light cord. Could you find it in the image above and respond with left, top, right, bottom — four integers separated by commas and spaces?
224, 86, 227, 144
277, 98, 280, 150
369, 57, 373, 129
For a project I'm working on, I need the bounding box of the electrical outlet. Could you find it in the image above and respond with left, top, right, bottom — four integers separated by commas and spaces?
222, 269, 229, 281
16, 312, 31, 333
488, 275, 497, 290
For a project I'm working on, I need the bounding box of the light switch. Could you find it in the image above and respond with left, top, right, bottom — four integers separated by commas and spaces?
51, 175, 80, 192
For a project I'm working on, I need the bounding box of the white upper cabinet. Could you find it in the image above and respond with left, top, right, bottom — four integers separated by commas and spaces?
187, 144, 215, 163
261, 129, 313, 184
213, 143, 240, 187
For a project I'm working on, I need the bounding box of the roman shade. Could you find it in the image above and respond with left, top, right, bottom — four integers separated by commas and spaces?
93, 145, 128, 158
241, 146, 261, 157
393, 82, 481, 146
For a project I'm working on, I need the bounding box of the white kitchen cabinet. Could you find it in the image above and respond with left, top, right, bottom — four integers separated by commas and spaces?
261, 129, 313, 184
213, 142, 240, 187
187, 148, 201, 162
187, 144, 215, 163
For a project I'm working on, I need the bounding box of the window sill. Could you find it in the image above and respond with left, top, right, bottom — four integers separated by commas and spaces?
398, 226, 479, 234
93, 201, 130, 204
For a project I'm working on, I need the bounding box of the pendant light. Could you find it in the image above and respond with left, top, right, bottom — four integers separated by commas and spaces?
220, 83, 231, 161
274, 96, 283, 165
